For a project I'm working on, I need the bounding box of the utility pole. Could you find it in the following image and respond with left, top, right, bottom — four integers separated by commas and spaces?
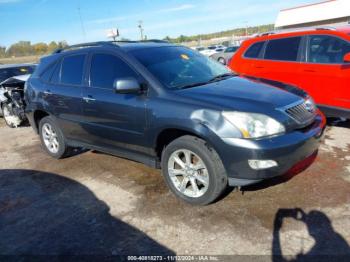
138, 20, 144, 41
244, 21, 248, 36
77, 1, 86, 41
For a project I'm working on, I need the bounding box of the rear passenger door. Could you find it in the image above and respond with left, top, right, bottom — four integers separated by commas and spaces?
44, 53, 86, 141
259, 36, 303, 87
299, 34, 350, 109
81, 52, 147, 153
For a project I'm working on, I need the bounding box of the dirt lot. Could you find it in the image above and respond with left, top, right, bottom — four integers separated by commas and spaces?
0, 56, 39, 65
0, 118, 349, 260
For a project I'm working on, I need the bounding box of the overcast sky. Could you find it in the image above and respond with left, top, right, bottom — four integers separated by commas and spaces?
0, 0, 313, 47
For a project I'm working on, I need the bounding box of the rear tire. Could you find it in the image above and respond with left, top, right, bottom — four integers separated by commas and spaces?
1, 103, 22, 128
161, 135, 228, 205
39, 116, 73, 159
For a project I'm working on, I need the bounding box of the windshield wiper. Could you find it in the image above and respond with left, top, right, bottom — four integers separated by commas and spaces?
208, 72, 236, 82
175, 73, 236, 90
176, 81, 211, 90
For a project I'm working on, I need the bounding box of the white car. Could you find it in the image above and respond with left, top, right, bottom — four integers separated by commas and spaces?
200, 45, 226, 57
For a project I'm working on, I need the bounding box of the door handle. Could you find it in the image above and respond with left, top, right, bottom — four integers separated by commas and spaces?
83, 96, 96, 103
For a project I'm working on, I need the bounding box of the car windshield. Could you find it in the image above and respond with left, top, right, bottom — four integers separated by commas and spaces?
0, 65, 35, 82
208, 46, 216, 50
130, 46, 233, 90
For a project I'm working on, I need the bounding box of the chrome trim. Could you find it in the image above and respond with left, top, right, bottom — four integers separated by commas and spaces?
278, 99, 316, 125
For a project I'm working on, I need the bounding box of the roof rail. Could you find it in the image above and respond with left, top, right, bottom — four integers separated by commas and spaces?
52, 39, 170, 54
141, 39, 169, 43
255, 26, 337, 37
52, 41, 119, 54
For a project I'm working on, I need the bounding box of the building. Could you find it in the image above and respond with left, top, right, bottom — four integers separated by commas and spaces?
275, 0, 350, 29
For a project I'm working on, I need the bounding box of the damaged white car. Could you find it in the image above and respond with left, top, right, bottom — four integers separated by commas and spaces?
0, 64, 36, 128
0, 74, 31, 128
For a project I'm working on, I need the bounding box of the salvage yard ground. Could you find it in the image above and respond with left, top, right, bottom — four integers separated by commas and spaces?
0, 118, 350, 259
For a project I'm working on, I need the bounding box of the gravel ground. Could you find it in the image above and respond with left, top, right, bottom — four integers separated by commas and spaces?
0, 119, 349, 261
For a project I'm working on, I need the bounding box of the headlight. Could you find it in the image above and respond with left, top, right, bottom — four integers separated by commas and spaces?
304, 97, 316, 113
222, 112, 285, 139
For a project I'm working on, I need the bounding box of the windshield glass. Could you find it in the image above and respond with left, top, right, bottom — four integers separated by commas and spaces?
130, 46, 232, 89
0, 65, 35, 82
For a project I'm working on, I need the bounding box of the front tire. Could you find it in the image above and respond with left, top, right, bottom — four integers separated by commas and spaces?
161, 135, 228, 205
1, 103, 22, 128
39, 116, 72, 159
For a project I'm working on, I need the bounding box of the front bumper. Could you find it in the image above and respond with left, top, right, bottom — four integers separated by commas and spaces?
217, 113, 326, 186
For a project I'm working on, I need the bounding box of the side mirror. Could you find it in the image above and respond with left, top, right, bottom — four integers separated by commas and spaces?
343, 52, 350, 63
114, 78, 141, 94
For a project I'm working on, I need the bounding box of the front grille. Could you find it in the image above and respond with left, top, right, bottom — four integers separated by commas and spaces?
285, 100, 316, 125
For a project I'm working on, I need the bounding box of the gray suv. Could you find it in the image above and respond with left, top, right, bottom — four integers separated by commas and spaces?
25, 41, 325, 205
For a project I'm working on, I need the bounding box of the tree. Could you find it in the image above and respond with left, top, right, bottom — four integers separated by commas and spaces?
0, 46, 6, 58
7, 41, 33, 57
33, 42, 48, 55
163, 36, 171, 42
47, 41, 59, 53
57, 41, 68, 49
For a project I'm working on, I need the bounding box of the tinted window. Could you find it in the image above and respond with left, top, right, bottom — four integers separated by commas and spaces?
265, 37, 301, 61
40, 63, 56, 82
50, 61, 61, 84
90, 54, 137, 89
61, 54, 85, 85
244, 41, 265, 58
308, 35, 350, 64
226, 47, 238, 53
130, 46, 232, 90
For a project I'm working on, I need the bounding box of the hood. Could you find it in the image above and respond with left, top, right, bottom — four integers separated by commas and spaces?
176, 76, 303, 113
0, 74, 30, 86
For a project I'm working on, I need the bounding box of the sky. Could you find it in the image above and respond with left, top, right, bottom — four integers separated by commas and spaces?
0, 0, 314, 47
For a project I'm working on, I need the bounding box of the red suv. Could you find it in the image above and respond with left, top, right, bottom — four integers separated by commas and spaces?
229, 26, 350, 118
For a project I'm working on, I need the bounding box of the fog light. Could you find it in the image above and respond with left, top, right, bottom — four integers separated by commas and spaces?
248, 160, 278, 170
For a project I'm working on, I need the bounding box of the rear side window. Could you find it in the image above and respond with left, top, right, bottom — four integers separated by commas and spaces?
61, 54, 86, 85
265, 37, 302, 61
50, 61, 61, 84
244, 41, 265, 58
90, 53, 137, 89
308, 35, 350, 64
226, 46, 238, 53
40, 63, 56, 82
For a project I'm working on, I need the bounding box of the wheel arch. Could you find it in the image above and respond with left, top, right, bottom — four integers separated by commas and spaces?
33, 110, 50, 133
154, 124, 217, 161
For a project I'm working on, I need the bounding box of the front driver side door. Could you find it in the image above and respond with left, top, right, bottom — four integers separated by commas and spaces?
81, 52, 148, 154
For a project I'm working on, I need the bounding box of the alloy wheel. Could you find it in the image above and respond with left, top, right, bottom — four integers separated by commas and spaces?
167, 149, 209, 198
42, 123, 59, 154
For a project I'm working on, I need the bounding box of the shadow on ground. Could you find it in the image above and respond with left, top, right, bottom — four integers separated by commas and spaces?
0, 169, 174, 256
272, 208, 350, 262
327, 118, 350, 128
